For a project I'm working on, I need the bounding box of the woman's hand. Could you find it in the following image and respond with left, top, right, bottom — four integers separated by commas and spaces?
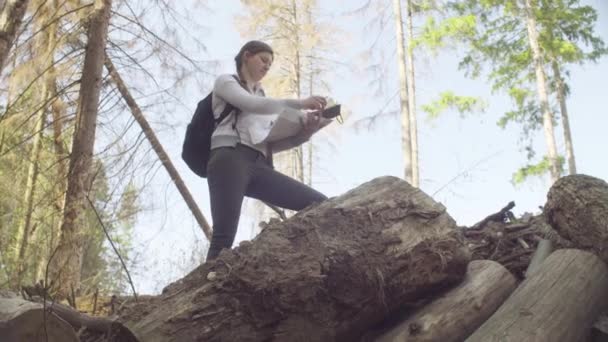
300, 111, 331, 139
300, 96, 327, 110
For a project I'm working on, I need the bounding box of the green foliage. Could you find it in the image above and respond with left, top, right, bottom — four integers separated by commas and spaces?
512, 155, 565, 184
415, 14, 478, 54
421, 91, 487, 119
448, 0, 606, 113
440, 0, 605, 182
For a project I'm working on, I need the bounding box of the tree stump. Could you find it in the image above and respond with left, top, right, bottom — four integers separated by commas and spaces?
374, 260, 517, 342
0, 297, 78, 342
545, 174, 608, 262
118, 176, 471, 342
466, 249, 608, 342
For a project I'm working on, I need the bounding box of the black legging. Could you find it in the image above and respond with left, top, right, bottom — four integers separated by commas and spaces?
205, 144, 327, 260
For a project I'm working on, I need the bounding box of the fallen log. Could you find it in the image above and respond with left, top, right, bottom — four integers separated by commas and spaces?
118, 176, 471, 342
0, 296, 78, 342
525, 239, 552, 277
373, 260, 517, 342
545, 174, 608, 263
466, 249, 608, 342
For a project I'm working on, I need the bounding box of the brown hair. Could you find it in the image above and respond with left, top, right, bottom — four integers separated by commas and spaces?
234, 40, 274, 78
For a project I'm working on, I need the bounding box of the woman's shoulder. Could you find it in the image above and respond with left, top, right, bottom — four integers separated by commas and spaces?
215, 73, 238, 83
214, 74, 240, 92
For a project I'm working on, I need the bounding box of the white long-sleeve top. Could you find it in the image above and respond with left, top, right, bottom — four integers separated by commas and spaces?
211, 74, 308, 155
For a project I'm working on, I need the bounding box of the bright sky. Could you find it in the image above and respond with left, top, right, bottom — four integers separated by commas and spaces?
128, 0, 608, 294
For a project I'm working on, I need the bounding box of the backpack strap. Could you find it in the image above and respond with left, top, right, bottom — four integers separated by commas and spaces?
214, 75, 243, 127
215, 102, 235, 126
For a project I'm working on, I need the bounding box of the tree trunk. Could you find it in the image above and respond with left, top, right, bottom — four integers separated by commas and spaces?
0, 294, 138, 342
12, 2, 59, 288
552, 61, 576, 175
104, 56, 213, 241
393, 0, 413, 184
466, 249, 608, 342
405, 0, 419, 188
50, 80, 69, 195
49, 0, 112, 299
523, 0, 561, 183
0, 0, 29, 74
545, 174, 608, 263
11, 91, 46, 288
0, 296, 79, 342
307, 47, 314, 187
118, 176, 470, 342
292, 0, 305, 184
39, 79, 69, 283
374, 260, 517, 342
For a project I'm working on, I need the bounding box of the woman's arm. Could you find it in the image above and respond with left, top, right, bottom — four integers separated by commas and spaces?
270, 112, 332, 153
270, 132, 311, 153
214, 75, 303, 114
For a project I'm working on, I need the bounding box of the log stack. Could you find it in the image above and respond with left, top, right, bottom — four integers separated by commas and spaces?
119, 176, 471, 342
2, 174, 608, 342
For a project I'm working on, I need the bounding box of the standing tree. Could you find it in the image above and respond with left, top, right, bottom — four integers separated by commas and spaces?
49, 0, 112, 299
0, 0, 216, 293
523, 0, 560, 183
440, 0, 606, 184
0, 0, 30, 74
539, 0, 607, 175
393, 0, 413, 184
353, 0, 483, 189
405, 0, 420, 187
9, 0, 59, 289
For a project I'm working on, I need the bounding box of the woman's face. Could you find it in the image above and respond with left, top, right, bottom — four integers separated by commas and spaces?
244, 51, 273, 82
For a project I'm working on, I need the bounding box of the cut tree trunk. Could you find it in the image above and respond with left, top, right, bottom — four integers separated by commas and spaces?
104, 56, 213, 240
466, 249, 608, 342
0, 297, 78, 342
374, 260, 517, 342
0, 294, 138, 342
118, 176, 470, 342
545, 174, 608, 263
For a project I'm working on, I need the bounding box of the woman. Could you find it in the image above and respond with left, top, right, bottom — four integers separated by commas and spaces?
206, 40, 329, 260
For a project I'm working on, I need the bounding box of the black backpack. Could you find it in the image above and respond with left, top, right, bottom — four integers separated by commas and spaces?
182, 91, 238, 178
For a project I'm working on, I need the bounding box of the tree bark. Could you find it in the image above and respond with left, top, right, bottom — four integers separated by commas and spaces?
11, 88, 46, 288
11, 1, 58, 288
552, 61, 576, 175
523, 0, 561, 183
118, 177, 470, 342
524, 238, 552, 277
545, 174, 608, 263
104, 56, 213, 240
0, 297, 79, 342
393, 0, 413, 184
0, 0, 29, 74
49, 0, 112, 299
405, 0, 419, 188
0, 294, 138, 342
466, 249, 608, 342
374, 260, 517, 342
